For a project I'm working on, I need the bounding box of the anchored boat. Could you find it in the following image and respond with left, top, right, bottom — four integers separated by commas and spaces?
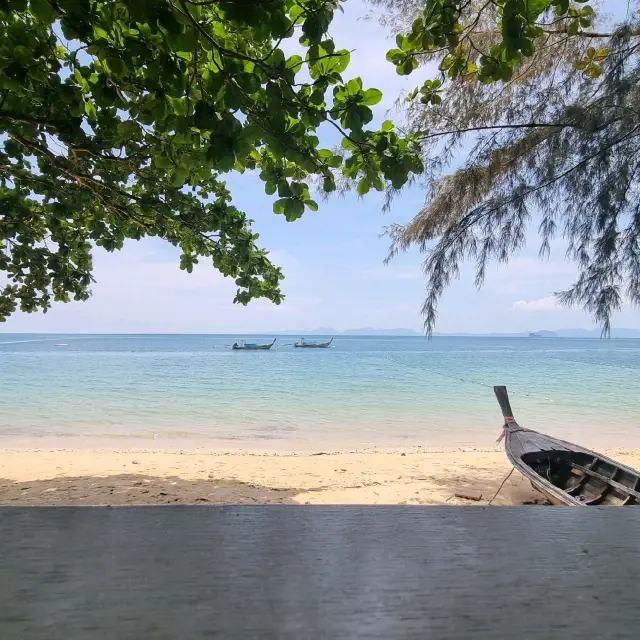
232, 338, 276, 351
494, 385, 640, 506
293, 337, 333, 348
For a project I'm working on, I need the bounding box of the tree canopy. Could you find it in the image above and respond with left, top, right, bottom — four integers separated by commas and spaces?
0, 0, 424, 320
373, 0, 640, 334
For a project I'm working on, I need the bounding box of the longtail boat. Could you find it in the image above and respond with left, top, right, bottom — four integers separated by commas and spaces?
293, 337, 333, 348
232, 338, 276, 351
494, 385, 640, 506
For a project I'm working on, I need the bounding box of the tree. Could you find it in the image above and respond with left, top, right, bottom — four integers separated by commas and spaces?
0, 0, 423, 320
372, 0, 640, 334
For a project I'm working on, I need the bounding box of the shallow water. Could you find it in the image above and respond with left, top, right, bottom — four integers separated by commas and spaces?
1, 334, 639, 449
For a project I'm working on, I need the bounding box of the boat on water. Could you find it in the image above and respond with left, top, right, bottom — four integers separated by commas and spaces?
293, 337, 333, 348
494, 385, 640, 505
232, 338, 276, 351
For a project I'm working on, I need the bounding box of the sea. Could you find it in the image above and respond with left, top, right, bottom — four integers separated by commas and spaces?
1, 334, 639, 450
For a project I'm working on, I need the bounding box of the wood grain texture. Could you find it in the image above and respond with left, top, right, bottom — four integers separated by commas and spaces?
1, 506, 640, 639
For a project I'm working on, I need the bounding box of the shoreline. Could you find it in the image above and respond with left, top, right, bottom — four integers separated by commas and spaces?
3, 445, 640, 507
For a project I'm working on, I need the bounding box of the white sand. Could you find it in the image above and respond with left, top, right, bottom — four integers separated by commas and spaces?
2, 446, 639, 506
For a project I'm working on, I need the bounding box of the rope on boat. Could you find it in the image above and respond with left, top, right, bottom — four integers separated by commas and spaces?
384, 355, 494, 390
384, 355, 559, 405
488, 467, 515, 506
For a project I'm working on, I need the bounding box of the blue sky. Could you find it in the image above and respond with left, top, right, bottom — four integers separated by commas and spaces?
3, 1, 639, 334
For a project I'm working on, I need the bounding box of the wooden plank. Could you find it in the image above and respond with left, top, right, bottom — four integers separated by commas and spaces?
2, 507, 640, 639
506, 431, 527, 459
566, 458, 599, 495
622, 477, 640, 505
570, 463, 640, 499
584, 469, 617, 505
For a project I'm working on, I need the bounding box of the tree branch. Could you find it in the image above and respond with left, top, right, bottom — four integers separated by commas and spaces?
417, 122, 579, 140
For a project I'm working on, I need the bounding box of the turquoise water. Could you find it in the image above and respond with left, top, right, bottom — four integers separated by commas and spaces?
1, 334, 639, 449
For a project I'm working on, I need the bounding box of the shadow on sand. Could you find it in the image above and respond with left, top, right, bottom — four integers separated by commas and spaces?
0, 474, 309, 506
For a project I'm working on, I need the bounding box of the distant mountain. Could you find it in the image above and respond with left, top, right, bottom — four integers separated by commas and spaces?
266, 326, 640, 338
432, 331, 529, 337
271, 327, 422, 336
432, 328, 640, 338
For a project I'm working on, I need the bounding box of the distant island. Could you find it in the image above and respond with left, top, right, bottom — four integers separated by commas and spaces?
433, 328, 640, 338
264, 327, 640, 338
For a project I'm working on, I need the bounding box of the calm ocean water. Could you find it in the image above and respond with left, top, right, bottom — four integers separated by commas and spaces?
1, 334, 639, 449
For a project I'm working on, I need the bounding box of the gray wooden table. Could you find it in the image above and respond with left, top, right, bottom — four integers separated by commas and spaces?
1, 506, 639, 639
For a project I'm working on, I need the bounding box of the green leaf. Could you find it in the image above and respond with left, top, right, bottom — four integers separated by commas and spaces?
93, 26, 109, 40
30, 0, 55, 22
305, 200, 319, 212
117, 120, 139, 140
168, 96, 188, 116
386, 48, 405, 63
284, 198, 305, 221
84, 101, 97, 120
107, 57, 128, 77
346, 78, 363, 95
172, 167, 189, 187
277, 181, 292, 197
323, 174, 336, 192
273, 199, 287, 214
398, 57, 418, 75
381, 120, 394, 132
585, 62, 602, 78
236, 72, 261, 94
357, 177, 370, 195
361, 88, 383, 106
286, 54, 303, 70
524, 0, 549, 20
153, 154, 172, 169
593, 48, 609, 62
566, 20, 579, 36
73, 68, 89, 92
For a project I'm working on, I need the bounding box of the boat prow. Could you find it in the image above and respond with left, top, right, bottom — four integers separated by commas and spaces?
494, 385, 640, 506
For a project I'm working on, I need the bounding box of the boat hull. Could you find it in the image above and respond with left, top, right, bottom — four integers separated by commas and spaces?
232, 345, 274, 350
293, 344, 330, 348
494, 386, 640, 506
293, 338, 333, 348
232, 339, 276, 351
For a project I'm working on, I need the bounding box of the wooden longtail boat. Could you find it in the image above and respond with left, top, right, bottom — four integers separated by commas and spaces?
232, 339, 276, 351
293, 337, 333, 348
494, 385, 640, 506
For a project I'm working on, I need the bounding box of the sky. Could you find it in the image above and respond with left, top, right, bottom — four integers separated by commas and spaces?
3, 1, 639, 334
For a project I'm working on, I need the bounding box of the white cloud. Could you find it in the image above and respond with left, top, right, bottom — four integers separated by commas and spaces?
512, 296, 561, 311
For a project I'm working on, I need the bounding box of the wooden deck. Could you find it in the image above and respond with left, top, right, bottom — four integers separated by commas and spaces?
1, 506, 639, 639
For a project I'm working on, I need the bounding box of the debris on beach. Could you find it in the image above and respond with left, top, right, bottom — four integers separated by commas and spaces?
454, 490, 483, 502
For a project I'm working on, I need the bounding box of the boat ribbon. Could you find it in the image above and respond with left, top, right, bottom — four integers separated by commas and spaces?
496, 417, 516, 443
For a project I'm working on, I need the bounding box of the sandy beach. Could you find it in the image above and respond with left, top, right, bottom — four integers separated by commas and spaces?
2, 446, 640, 506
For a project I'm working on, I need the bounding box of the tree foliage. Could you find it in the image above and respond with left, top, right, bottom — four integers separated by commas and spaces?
372, 0, 640, 334
0, 0, 423, 320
